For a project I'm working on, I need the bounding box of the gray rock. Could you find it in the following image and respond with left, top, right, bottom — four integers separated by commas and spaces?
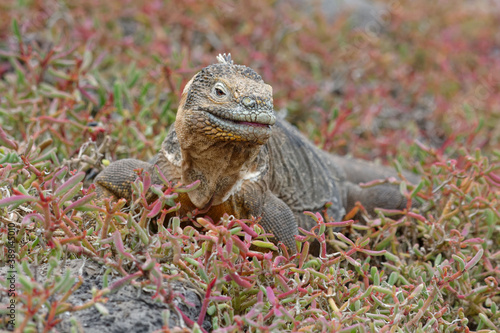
0, 259, 211, 332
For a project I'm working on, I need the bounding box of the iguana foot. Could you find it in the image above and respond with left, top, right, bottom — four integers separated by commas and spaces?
94, 159, 154, 201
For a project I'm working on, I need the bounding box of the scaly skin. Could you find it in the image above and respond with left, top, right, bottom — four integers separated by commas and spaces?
95, 54, 418, 254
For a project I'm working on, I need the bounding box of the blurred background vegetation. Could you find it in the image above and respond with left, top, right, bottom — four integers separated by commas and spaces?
2, 0, 499, 164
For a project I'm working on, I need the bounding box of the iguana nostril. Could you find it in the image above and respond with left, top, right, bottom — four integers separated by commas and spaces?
242, 96, 256, 108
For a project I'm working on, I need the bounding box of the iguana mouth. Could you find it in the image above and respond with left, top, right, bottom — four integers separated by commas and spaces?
208, 112, 273, 128
205, 108, 275, 126
237, 121, 269, 128
199, 110, 275, 143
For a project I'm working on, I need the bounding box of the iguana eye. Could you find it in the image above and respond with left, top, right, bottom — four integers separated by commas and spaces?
215, 87, 226, 96
213, 83, 228, 98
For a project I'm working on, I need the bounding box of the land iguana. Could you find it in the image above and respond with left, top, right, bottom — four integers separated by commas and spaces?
95, 54, 418, 254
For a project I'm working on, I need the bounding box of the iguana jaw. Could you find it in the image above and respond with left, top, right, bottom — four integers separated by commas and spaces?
192, 107, 276, 144
202, 105, 276, 127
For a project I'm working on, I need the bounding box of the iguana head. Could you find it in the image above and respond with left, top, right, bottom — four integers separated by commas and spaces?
175, 54, 275, 146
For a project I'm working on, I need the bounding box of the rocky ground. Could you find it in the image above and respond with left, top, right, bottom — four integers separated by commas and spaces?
1, 259, 211, 332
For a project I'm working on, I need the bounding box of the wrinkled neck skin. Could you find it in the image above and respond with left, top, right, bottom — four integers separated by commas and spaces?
181, 136, 261, 208
172, 109, 263, 209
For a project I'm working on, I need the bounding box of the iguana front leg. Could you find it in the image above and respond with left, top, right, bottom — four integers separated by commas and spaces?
94, 159, 155, 201
238, 183, 298, 254
260, 192, 298, 253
